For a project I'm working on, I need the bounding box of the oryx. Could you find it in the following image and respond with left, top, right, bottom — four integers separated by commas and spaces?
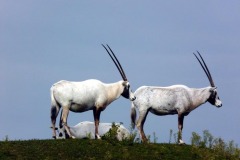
57, 121, 130, 141
131, 52, 222, 143
50, 44, 136, 139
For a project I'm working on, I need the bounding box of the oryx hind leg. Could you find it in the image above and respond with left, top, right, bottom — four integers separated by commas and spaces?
61, 107, 75, 139
51, 105, 60, 139
136, 109, 149, 143
58, 110, 69, 139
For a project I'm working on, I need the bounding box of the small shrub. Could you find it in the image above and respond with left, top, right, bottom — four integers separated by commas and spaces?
169, 129, 173, 144
190, 130, 240, 158
152, 132, 158, 143
102, 122, 139, 145
202, 130, 214, 148
4, 135, 9, 142
212, 137, 226, 153
122, 125, 138, 144
173, 132, 178, 144
102, 122, 120, 141
191, 132, 202, 147
85, 132, 92, 139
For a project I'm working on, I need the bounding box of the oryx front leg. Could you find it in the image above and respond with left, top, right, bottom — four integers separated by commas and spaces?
93, 107, 102, 139
178, 114, 185, 144
61, 107, 75, 139
136, 109, 149, 143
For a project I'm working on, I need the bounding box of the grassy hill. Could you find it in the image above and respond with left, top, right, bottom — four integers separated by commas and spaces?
0, 139, 239, 160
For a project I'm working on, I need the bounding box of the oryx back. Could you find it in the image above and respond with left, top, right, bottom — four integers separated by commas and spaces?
52, 79, 107, 112
133, 85, 193, 116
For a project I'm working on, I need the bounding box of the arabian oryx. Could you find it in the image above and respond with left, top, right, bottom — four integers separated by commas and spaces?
50, 44, 136, 139
57, 121, 130, 141
131, 52, 222, 143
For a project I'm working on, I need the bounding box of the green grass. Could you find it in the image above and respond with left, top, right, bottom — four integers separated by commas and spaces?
0, 139, 239, 160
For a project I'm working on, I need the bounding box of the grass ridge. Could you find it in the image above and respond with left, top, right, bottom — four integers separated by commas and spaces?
0, 139, 239, 160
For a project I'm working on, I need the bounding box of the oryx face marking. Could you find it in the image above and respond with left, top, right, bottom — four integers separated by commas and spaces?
121, 82, 136, 101
208, 88, 222, 107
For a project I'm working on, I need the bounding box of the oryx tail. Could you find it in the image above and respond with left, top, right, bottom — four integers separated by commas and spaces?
130, 102, 137, 129
50, 87, 61, 138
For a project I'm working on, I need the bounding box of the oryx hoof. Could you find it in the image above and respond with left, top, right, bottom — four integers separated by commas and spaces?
178, 140, 185, 145
59, 133, 63, 137
52, 136, 56, 139
95, 134, 101, 140
142, 140, 150, 144
141, 137, 150, 143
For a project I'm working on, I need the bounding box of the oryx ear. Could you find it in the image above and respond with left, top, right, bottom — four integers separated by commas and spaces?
122, 81, 130, 90
122, 81, 128, 87
210, 87, 217, 92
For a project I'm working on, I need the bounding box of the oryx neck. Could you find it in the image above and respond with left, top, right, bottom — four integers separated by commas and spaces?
189, 87, 211, 111
105, 80, 124, 104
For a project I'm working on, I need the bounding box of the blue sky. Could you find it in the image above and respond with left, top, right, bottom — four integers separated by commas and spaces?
0, 1, 239, 144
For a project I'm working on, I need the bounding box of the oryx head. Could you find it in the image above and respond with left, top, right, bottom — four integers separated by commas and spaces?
102, 44, 136, 101
193, 51, 222, 108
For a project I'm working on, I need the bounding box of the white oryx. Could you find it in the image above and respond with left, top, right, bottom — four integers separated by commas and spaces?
57, 121, 130, 141
131, 52, 222, 143
50, 44, 136, 139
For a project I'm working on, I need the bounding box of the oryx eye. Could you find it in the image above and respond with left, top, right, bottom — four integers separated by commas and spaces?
213, 91, 217, 96
211, 91, 217, 98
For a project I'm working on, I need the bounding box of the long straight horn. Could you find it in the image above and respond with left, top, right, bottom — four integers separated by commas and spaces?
196, 51, 215, 87
106, 44, 127, 81
102, 44, 127, 81
193, 52, 215, 87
